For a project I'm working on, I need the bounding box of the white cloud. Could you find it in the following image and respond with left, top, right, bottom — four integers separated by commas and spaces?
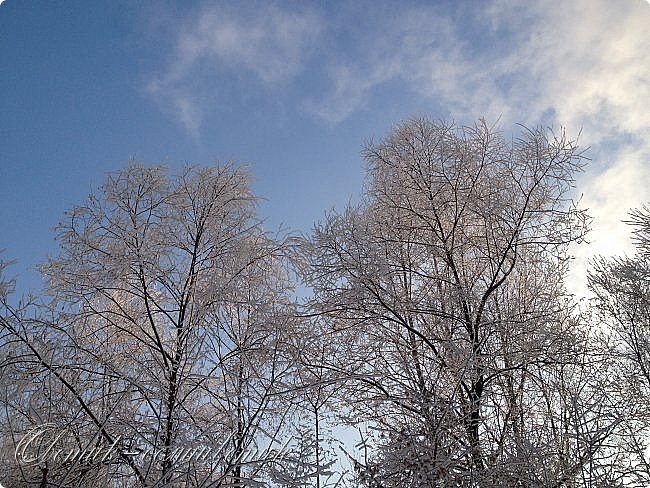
568, 145, 650, 296
502, 0, 650, 138
148, 3, 323, 135
584, 149, 650, 243
504, 0, 650, 295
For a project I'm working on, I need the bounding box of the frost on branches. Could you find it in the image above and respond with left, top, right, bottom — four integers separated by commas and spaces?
3, 118, 650, 488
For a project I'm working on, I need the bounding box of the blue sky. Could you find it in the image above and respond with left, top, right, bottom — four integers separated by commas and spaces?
1, 0, 650, 295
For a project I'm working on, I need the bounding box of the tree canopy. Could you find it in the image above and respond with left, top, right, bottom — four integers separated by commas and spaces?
2, 117, 650, 487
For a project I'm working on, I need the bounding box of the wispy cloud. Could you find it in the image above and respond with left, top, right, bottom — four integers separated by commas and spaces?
148, 3, 323, 136
307, 1, 650, 129
303, 7, 466, 124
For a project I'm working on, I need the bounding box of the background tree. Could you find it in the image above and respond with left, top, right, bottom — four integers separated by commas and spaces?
588, 206, 650, 487
291, 319, 348, 488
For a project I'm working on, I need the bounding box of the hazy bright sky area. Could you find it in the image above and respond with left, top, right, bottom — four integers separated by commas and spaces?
1, 0, 649, 296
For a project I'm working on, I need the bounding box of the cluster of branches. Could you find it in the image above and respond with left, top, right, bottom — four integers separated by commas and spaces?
1, 117, 649, 487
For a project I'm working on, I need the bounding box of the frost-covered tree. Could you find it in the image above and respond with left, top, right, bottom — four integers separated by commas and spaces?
0, 163, 299, 487
302, 117, 603, 486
